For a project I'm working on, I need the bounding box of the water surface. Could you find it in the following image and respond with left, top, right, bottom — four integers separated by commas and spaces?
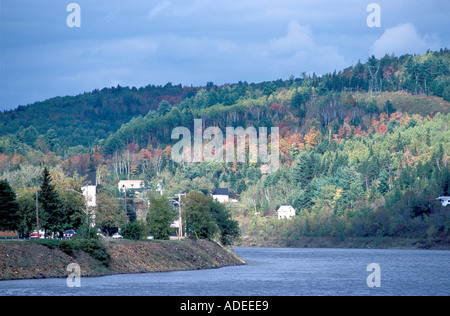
0, 247, 449, 296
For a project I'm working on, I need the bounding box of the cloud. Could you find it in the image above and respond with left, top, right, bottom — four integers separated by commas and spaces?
148, 0, 172, 19
252, 21, 348, 76
148, 0, 210, 19
266, 21, 315, 57
2, 1, 449, 111
370, 23, 442, 58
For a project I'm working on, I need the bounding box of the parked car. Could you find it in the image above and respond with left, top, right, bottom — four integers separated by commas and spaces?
29, 231, 39, 239
63, 230, 76, 239
112, 233, 123, 239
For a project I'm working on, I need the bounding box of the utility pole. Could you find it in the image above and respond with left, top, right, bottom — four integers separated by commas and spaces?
174, 193, 186, 240
35, 178, 40, 238
123, 185, 127, 222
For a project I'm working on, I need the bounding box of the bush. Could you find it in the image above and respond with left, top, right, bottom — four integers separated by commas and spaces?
35, 239, 59, 249
121, 221, 146, 240
36, 239, 110, 267
78, 239, 110, 267
58, 240, 75, 256
74, 221, 99, 239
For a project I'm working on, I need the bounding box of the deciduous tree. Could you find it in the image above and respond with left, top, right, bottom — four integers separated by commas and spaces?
147, 194, 175, 240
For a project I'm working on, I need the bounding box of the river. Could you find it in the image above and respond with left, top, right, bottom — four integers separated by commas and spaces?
0, 247, 449, 296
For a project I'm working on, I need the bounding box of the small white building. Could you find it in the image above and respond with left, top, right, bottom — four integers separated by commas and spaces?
82, 171, 97, 208
212, 188, 229, 203
82, 185, 97, 208
118, 180, 144, 191
81, 171, 97, 227
277, 205, 296, 219
436, 196, 450, 207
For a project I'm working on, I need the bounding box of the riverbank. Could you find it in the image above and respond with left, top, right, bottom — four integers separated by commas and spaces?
0, 239, 245, 281
237, 235, 450, 250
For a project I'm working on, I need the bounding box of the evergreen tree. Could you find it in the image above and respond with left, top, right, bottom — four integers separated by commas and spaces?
0, 179, 21, 231
40, 168, 63, 236
157, 100, 171, 115
291, 90, 308, 120
377, 169, 390, 195
124, 190, 137, 223
383, 100, 396, 116
437, 166, 450, 196
293, 151, 320, 188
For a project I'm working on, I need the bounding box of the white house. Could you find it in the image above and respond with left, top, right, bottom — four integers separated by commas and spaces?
212, 188, 229, 203
81, 171, 97, 227
82, 185, 97, 208
82, 171, 97, 208
118, 180, 144, 191
277, 205, 296, 219
436, 196, 450, 207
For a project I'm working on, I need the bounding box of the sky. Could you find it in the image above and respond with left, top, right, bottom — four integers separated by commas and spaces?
1, 0, 449, 111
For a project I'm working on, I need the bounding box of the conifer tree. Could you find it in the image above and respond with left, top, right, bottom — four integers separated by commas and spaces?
377, 169, 390, 195
0, 179, 21, 231
40, 168, 62, 236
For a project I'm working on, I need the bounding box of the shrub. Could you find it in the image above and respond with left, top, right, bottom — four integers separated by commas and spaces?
121, 221, 146, 240
58, 240, 75, 256
36, 239, 110, 267
35, 239, 59, 249
78, 239, 110, 267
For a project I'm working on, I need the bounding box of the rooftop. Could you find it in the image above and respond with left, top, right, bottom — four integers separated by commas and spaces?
213, 188, 229, 196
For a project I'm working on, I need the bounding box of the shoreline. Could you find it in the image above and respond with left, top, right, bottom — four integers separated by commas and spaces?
0, 239, 245, 281
237, 236, 450, 250
2, 236, 449, 282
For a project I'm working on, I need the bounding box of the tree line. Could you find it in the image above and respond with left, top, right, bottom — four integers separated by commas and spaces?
0, 168, 239, 245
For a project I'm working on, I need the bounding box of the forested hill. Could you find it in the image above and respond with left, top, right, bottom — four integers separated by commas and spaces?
1, 49, 450, 156
0, 83, 199, 149
1, 50, 450, 246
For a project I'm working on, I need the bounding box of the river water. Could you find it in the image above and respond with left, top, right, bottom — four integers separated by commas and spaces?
0, 247, 449, 296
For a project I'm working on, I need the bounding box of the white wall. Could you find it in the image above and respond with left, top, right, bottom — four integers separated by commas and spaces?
82, 185, 96, 207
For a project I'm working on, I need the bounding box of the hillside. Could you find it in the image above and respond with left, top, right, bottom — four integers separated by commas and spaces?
1, 50, 449, 155
1, 50, 449, 248
0, 83, 198, 149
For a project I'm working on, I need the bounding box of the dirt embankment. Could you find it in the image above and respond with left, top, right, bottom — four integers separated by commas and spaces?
0, 239, 245, 281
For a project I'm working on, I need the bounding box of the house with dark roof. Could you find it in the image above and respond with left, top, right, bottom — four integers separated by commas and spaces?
212, 188, 229, 203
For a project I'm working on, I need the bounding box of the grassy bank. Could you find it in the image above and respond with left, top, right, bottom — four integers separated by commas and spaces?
238, 235, 450, 250
0, 239, 245, 281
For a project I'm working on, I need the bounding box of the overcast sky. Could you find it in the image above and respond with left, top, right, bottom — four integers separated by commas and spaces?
1, 0, 449, 111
